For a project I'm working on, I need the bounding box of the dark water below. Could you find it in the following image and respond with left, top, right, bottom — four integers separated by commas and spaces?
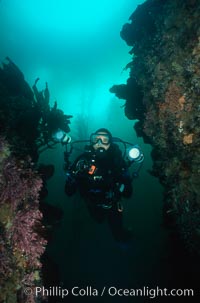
40, 145, 200, 303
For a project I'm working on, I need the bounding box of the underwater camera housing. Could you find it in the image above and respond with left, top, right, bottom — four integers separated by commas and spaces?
63, 136, 144, 178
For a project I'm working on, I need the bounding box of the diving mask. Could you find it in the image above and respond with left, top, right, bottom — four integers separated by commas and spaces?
90, 133, 110, 145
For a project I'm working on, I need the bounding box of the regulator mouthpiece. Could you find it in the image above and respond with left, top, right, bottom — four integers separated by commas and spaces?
128, 146, 144, 163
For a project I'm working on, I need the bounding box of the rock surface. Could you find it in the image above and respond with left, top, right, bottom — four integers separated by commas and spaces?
111, 0, 200, 255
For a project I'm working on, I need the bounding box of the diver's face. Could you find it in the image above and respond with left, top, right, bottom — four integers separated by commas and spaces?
91, 132, 111, 151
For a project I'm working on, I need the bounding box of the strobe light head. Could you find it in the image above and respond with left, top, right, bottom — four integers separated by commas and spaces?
52, 129, 65, 141
127, 145, 144, 163
52, 129, 71, 144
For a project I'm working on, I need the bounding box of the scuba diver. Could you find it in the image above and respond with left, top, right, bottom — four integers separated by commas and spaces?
64, 128, 144, 242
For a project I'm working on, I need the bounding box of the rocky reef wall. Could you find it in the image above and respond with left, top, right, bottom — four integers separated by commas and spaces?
0, 139, 47, 302
0, 59, 71, 302
111, 0, 200, 254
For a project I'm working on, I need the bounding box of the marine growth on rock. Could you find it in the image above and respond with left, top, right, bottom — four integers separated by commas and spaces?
111, 0, 200, 255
